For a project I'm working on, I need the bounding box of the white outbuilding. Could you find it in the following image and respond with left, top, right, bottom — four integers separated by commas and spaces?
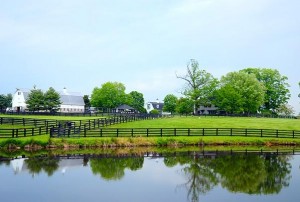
12, 88, 85, 113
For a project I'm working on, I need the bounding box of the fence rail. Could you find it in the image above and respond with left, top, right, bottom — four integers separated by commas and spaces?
0, 115, 158, 138
50, 127, 300, 139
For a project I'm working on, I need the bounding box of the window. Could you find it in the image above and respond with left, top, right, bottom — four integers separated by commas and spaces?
18, 92, 21, 95
156, 105, 159, 109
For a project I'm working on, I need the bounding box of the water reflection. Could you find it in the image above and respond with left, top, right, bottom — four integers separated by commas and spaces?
1, 150, 297, 202
90, 157, 144, 180
165, 154, 292, 201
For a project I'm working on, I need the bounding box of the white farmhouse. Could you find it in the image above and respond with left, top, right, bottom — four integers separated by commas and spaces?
145, 99, 170, 115
12, 88, 85, 113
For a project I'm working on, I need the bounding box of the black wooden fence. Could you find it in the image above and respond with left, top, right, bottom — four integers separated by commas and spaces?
50, 127, 300, 139
0, 115, 157, 138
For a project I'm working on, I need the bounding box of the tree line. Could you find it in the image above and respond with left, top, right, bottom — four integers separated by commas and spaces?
1, 59, 299, 115
163, 59, 295, 116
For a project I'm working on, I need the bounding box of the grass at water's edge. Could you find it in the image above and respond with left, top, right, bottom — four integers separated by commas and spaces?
1, 135, 300, 150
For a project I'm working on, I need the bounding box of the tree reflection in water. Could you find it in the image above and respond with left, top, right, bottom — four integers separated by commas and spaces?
164, 153, 292, 202
25, 157, 59, 177
90, 157, 144, 180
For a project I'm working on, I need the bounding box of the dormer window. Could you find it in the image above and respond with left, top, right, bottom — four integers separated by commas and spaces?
18, 92, 21, 95
157, 104, 159, 109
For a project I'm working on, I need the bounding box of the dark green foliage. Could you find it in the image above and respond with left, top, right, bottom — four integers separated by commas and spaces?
176, 97, 194, 115
150, 109, 160, 115
83, 95, 91, 110
44, 87, 61, 113
26, 88, 45, 112
91, 82, 127, 109
213, 71, 265, 114
163, 94, 178, 114
0, 93, 12, 111
242, 68, 290, 113
127, 91, 145, 112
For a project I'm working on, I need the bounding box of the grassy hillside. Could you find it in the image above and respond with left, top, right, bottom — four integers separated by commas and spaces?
112, 116, 300, 130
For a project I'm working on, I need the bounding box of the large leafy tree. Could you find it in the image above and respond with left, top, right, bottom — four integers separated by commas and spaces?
26, 87, 45, 112
163, 94, 178, 114
127, 91, 145, 113
0, 94, 12, 111
177, 59, 218, 114
176, 97, 194, 115
214, 71, 265, 114
242, 68, 290, 113
91, 82, 127, 109
44, 87, 61, 112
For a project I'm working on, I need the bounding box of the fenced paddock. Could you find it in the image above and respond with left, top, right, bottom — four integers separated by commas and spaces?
50, 127, 300, 139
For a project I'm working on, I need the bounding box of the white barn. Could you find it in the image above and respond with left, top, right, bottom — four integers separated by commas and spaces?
12, 88, 85, 113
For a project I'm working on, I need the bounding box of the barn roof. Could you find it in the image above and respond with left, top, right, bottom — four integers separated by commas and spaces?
60, 94, 84, 106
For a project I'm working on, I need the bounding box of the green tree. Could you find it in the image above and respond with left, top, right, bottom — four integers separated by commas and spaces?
176, 97, 194, 115
0, 93, 12, 111
44, 87, 61, 113
91, 82, 127, 109
83, 95, 91, 110
212, 85, 243, 114
177, 59, 218, 114
127, 91, 145, 112
214, 71, 265, 114
26, 87, 45, 112
242, 68, 290, 113
163, 94, 178, 114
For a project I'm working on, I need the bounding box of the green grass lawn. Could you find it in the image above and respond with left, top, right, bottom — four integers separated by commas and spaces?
1, 115, 300, 149
112, 116, 300, 130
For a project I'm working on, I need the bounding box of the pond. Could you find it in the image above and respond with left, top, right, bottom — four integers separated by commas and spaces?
1, 149, 300, 202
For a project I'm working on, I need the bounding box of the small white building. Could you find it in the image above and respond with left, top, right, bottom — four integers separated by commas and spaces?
145, 99, 164, 114
12, 88, 85, 113
12, 89, 29, 112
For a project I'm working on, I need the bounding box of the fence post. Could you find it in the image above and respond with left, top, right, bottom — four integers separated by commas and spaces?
39, 127, 42, 135
245, 129, 247, 137
100, 128, 102, 137
131, 129, 133, 137
84, 126, 87, 137
23, 118, 25, 126
188, 129, 190, 136
174, 128, 176, 136
32, 128, 34, 136
117, 129, 119, 137
276, 130, 278, 138
0, 117, 2, 125
261, 129, 263, 137
16, 129, 18, 138
147, 128, 149, 137
293, 130, 295, 138
24, 128, 27, 137
216, 128, 218, 136
161, 128, 163, 137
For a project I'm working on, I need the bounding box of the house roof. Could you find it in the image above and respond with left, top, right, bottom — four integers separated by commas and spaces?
116, 104, 135, 110
149, 102, 164, 111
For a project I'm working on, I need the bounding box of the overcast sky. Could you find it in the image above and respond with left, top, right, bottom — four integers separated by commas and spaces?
0, 0, 299, 114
